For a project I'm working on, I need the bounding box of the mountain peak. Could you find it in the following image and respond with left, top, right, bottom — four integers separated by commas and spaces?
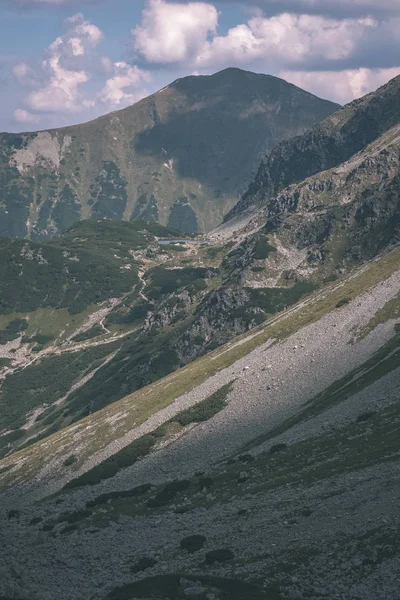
0, 69, 338, 239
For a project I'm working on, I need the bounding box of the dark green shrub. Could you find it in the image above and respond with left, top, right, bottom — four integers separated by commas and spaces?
172, 383, 232, 427
1, 429, 24, 444
86, 484, 152, 508
61, 524, 78, 535
144, 266, 210, 300
72, 325, 103, 343
147, 480, 190, 508
270, 443, 287, 453
63, 454, 77, 467
252, 266, 265, 273
205, 548, 234, 564
61, 509, 92, 524
336, 297, 351, 308
29, 334, 54, 345
162, 244, 188, 252
0, 464, 12, 475
253, 236, 276, 260
32, 345, 44, 353
356, 411, 377, 422
198, 477, 213, 490
250, 282, 316, 315
0, 318, 29, 344
7, 510, 20, 520
131, 557, 157, 573
180, 534, 206, 553
105, 574, 267, 600
206, 247, 224, 259
238, 454, 255, 463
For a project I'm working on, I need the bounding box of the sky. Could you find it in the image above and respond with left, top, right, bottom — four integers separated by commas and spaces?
1, 0, 400, 132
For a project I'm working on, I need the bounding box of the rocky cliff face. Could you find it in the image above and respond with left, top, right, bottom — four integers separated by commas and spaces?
234, 124, 400, 277
0, 68, 338, 239
226, 74, 400, 221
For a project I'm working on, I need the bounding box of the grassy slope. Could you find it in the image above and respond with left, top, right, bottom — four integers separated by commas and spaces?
0, 244, 398, 491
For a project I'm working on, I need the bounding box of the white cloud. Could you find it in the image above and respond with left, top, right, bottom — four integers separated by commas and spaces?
100, 56, 114, 73
13, 108, 41, 123
27, 57, 90, 112
98, 61, 150, 107
195, 13, 377, 69
12, 62, 39, 86
133, 4, 395, 76
133, 0, 218, 64
280, 67, 400, 103
16, 13, 103, 113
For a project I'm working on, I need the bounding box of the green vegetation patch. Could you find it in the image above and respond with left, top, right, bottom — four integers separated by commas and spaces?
249, 281, 316, 314
253, 235, 276, 260
106, 575, 270, 600
356, 292, 400, 340
72, 324, 104, 343
105, 302, 154, 326
0, 343, 118, 433
173, 382, 233, 426
64, 383, 232, 489
0, 318, 28, 344
144, 266, 212, 300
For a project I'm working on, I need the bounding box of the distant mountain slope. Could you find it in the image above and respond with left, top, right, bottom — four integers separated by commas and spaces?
226, 73, 400, 221
0, 219, 178, 315
0, 68, 338, 239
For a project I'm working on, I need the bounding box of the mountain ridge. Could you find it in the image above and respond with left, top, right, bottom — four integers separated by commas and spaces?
226, 73, 400, 221
0, 68, 339, 238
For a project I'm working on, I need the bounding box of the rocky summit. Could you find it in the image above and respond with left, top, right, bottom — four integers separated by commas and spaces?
0, 71, 399, 600
0, 68, 338, 239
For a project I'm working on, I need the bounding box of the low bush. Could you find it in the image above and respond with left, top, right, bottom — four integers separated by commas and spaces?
32, 345, 44, 353
180, 534, 206, 553
250, 281, 316, 315
253, 235, 276, 260
198, 477, 213, 490
238, 454, 255, 463
72, 325, 104, 343
63, 454, 77, 467
356, 410, 377, 422
205, 548, 234, 564
86, 483, 152, 508
173, 383, 232, 427
336, 297, 351, 308
0, 318, 28, 344
7, 510, 21, 520
147, 480, 190, 508
63, 509, 92, 524
269, 443, 287, 453
29, 334, 54, 346
131, 557, 157, 574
